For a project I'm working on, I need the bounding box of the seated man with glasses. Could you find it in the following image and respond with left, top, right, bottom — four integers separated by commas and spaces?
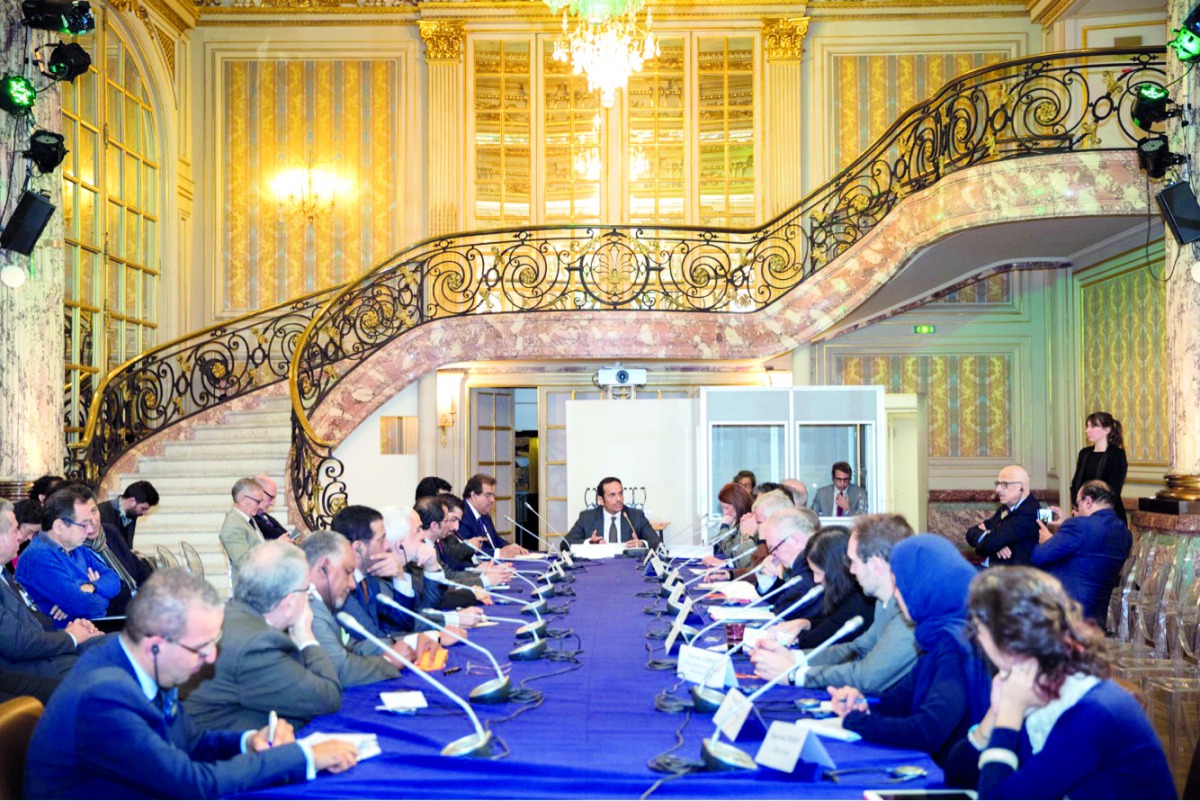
754, 507, 824, 621
25, 567, 358, 799
16, 485, 122, 625
220, 477, 268, 579
183, 540, 343, 731
964, 465, 1039, 567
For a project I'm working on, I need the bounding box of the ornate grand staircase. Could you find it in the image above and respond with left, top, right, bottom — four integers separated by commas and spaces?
65, 47, 1166, 584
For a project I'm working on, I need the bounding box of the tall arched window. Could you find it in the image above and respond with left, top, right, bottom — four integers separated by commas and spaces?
61, 13, 160, 443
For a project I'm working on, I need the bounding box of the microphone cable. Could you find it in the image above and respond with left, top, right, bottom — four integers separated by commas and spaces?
642, 706, 704, 798
644, 642, 678, 671
653, 677, 692, 714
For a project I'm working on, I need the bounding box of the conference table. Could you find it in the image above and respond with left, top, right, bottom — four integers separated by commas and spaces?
237, 556, 944, 799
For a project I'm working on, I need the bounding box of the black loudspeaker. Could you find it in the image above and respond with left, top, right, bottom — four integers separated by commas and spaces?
1, 191, 56, 256
1156, 181, 1200, 246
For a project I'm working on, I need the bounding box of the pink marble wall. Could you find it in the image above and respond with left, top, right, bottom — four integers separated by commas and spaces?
308, 151, 1148, 446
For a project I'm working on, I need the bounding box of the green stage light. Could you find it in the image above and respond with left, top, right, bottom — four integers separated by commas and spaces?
0, 74, 37, 116
1170, 28, 1200, 62
1133, 83, 1178, 133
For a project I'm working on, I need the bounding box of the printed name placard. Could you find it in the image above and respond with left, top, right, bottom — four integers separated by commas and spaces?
676, 644, 738, 688
663, 596, 695, 654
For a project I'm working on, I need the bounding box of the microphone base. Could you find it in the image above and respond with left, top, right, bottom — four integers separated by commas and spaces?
469, 677, 512, 704
700, 737, 757, 771
625, 547, 648, 560
509, 639, 548, 661
521, 599, 548, 616
515, 620, 547, 640
689, 685, 726, 713
441, 730, 495, 758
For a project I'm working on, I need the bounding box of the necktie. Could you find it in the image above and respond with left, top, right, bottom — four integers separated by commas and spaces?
156, 687, 179, 722
358, 578, 370, 607
2, 573, 39, 612
1000, 508, 1010, 520
608, 516, 618, 543
836, 493, 845, 517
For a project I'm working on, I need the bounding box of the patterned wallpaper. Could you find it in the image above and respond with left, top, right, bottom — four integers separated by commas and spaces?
1079, 248, 1168, 465
221, 60, 402, 314
831, 51, 1010, 171
932, 273, 1011, 304
833, 353, 1012, 458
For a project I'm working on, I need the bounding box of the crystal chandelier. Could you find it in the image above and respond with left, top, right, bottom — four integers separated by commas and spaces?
548, 0, 659, 108
270, 163, 344, 219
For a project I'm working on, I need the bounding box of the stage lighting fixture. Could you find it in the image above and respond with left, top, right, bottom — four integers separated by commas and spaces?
0, 74, 37, 116
1132, 83, 1180, 133
1138, 135, 1188, 180
22, 0, 94, 34
41, 42, 91, 82
24, 131, 68, 173
1184, 3, 1200, 37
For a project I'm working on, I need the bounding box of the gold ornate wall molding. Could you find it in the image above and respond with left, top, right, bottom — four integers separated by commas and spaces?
419, 20, 465, 62
763, 16, 810, 61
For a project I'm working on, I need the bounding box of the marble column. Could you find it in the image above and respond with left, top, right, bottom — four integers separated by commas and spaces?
762, 17, 810, 218
419, 21, 466, 238
0, 1, 65, 495
1159, 0, 1200, 505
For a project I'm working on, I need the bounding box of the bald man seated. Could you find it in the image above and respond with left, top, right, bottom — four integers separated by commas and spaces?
253, 475, 290, 540
964, 464, 1040, 567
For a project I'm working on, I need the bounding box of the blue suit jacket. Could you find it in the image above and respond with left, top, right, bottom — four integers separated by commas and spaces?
1032, 508, 1131, 628
24, 635, 306, 799
458, 504, 506, 550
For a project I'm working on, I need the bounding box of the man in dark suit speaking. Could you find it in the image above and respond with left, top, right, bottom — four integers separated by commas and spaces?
565, 477, 659, 549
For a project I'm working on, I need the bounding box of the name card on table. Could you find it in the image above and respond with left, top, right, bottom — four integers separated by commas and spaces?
754, 722, 836, 773
561, 551, 575, 568
649, 554, 667, 578
677, 644, 738, 688
663, 567, 682, 587
668, 544, 714, 560
663, 596, 695, 654
713, 687, 753, 740
667, 583, 685, 606
570, 543, 626, 559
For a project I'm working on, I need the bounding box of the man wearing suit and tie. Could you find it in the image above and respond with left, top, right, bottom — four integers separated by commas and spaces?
965, 464, 1040, 566
458, 473, 529, 556
219, 477, 267, 578
565, 477, 660, 549
0, 499, 103, 700
300, 530, 400, 687
25, 568, 358, 799
810, 462, 870, 518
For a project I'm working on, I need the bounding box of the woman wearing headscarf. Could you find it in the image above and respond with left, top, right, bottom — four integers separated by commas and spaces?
944, 567, 1173, 799
829, 534, 991, 763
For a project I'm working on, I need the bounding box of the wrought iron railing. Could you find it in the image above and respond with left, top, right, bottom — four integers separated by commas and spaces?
65, 288, 340, 487
288, 45, 1166, 529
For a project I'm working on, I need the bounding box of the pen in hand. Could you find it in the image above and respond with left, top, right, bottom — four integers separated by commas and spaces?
267, 710, 278, 747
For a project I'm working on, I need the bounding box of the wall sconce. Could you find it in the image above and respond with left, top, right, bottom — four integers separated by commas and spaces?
437, 401, 457, 448
270, 160, 347, 219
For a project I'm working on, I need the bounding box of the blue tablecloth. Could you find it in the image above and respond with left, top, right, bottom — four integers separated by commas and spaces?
234, 558, 943, 799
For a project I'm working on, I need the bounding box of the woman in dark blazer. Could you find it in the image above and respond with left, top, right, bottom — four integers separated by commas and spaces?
791, 526, 873, 649
1068, 411, 1127, 523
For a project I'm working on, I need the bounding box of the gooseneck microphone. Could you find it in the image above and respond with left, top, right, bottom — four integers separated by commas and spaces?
427, 575, 549, 660
523, 501, 570, 552
336, 611, 495, 757
699, 615, 864, 771
375, 595, 511, 704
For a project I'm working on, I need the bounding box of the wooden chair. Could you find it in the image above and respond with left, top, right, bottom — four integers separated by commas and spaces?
0, 696, 44, 799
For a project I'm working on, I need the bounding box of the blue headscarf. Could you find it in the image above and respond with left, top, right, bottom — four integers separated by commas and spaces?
890, 534, 992, 721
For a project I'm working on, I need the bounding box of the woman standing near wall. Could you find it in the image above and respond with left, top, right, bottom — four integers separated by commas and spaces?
1068, 412, 1127, 524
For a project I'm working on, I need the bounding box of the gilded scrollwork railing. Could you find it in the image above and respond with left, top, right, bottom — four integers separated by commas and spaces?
289, 45, 1167, 529
66, 288, 340, 487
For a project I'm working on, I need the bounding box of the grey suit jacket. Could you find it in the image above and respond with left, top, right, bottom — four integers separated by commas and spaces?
565, 506, 660, 548
802, 597, 917, 694
182, 599, 342, 731
219, 510, 264, 579
0, 572, 77, 678
810, 483, 869, 517
309, 593, 399, 688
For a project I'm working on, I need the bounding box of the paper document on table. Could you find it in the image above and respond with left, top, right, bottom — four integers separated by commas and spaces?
509, 552, 550, 560
708, 605, 775, 622
570, 543, 626, 559
701, 581, 761, 602
377, 690, 428, 711
795, 716, 862, 742
668, 545, 713, 559
301, 731, 382, 761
